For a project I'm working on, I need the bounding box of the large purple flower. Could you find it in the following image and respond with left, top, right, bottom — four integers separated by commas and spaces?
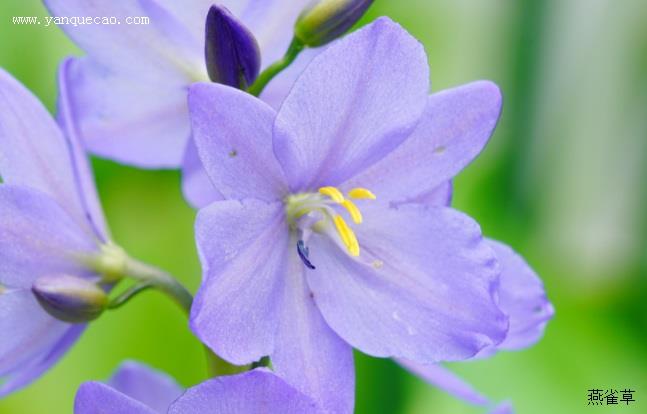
0, 67, 109, 394
45, 0, 312, 169
74, 361, 319, 414
188, 18, 510, 412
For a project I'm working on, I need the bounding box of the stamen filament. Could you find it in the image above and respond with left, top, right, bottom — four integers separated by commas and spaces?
341, 199, 363, 224
319, 186, 345, 203
348, 188, 376, 200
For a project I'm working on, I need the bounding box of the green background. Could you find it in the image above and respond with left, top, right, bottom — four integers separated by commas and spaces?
1, 0, 646, 413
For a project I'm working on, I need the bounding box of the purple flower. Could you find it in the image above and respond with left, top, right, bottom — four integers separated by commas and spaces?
45, 0, 315, 209
0, 66, 110, 394
74, 361, 319, 414
188, 18, 510, 412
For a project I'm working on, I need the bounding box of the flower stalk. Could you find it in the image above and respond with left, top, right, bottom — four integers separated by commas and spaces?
118, 255, 246, 377
247, 38, 304, 96
121, 256, 193, 314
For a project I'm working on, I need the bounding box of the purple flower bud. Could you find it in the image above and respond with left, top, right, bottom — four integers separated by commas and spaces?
295, 0, 374, 47
205, 5, 261, 89
32, 275, 108, 323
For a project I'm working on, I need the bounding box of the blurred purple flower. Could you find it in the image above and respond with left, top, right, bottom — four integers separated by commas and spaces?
74, 361, 319, 414
0, 66, 111, 394
45, 0, 314, 210
188, 18, 511, 412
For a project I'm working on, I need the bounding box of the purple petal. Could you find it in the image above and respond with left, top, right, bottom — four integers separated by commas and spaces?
0, 290, 68, 379
74, 381, 157, 414
271, 254, 355, 413
57, 59, 110, 242
306, 203, 507, 362
398, 361, 514, 413
205, 5, 260, 89
43, 0, 202, 78
145, 0, 310, 66
44, 0, 206, 168
168, 368, 319, 414
259, 48, 320, 110
409, 181, 453, 207
273, 17, 429, 191
109, 361, 183, 414
181, 137, 223, 209
0, 68, 105, 239
398, 360, 489, 405
188, 83, 287, 201
0, 185, 97, 289
59, 57, 191, 168
485, 240, 553, 352
190, 200, 287, 364
490, 401, 515, 414
345, 81, 502, 203
233, 0, 314, 66
1, 323, 84, 397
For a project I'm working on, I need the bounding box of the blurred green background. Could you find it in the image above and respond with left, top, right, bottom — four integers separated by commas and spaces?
1, 0, 646, 413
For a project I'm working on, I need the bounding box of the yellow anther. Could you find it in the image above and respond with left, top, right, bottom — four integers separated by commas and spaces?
348, 233, 360, 257
348, 188, 376, 200
333, 215, 351, 247
333, 215, 360, 256
341, 199, 363, 224
319, 186, 345, 203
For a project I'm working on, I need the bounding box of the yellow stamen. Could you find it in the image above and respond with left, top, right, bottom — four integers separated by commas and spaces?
319, 186, 345, 203
333, 215, 360, 256
348, 188, 376, 200
341, 199, 363, 224
333, 215, 351, 247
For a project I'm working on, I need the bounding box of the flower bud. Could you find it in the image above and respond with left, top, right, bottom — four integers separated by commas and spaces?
32, 275, 108, 323
205, 5, 261, 89
295, 0, 374, 47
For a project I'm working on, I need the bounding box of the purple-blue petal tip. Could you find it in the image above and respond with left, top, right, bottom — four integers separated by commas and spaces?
205, 5, 261, 89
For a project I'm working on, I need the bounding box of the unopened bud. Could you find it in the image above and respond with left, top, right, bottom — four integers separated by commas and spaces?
295, 0, 374, 47
32, 275, 108, 323
205, 5, 261, 89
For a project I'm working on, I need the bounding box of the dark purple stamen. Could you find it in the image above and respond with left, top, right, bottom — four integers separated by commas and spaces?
297, 240, 316, 270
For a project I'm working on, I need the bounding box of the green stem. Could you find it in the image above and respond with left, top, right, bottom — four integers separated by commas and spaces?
247, 38, 305, 96
121, 256, 246, 377
107, 281, 154, 309
205, 349, 251, 376
123, 257, 193, 314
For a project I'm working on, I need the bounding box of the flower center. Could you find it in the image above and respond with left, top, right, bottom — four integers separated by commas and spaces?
285, 186, 376, 269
